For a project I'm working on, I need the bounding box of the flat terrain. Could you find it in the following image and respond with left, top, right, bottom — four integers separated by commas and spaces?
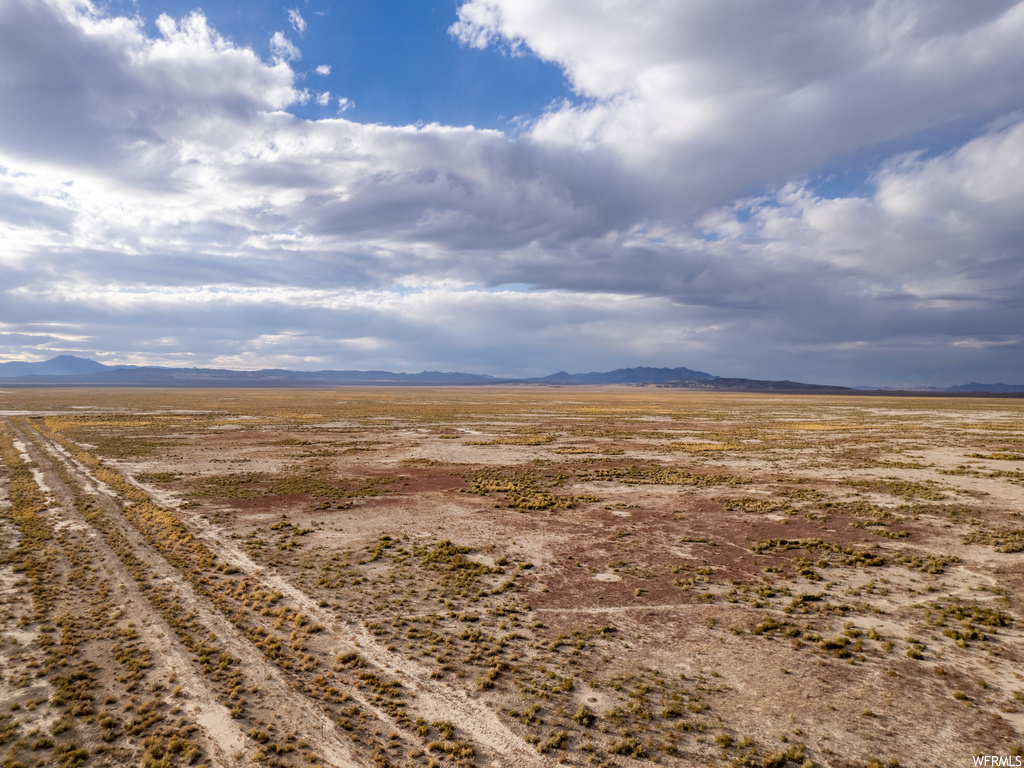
1, 387, 1023, 768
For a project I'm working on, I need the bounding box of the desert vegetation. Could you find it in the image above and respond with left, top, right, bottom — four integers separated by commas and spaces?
1, 386, 1022, 766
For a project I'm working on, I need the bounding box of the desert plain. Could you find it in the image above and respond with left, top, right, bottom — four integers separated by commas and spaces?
0, 387, 1022, 768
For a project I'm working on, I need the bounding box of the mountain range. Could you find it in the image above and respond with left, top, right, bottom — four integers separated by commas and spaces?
0, 355, 110, 377
0, 356, 1020, 394
0, 357, 717, 388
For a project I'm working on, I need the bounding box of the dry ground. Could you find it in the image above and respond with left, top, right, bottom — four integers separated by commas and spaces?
1, 386, 1023, 768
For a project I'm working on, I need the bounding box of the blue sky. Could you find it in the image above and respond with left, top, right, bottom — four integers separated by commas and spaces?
115, 0, 573, 128
0, 0, 1022, 385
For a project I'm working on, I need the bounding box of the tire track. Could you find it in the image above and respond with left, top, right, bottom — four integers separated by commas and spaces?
158, 520, 546, 764
193, 540, 545, 765
49, 425, 550, 767
6, 423, 252, 766
12, 419, 362, 768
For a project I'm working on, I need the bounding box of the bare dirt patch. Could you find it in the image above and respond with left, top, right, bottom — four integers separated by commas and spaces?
1, 387, 1022, 767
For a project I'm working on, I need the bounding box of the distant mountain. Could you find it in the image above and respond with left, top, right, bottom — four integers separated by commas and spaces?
0, 361, 499, 387
0, 358, 715, 387
0, 355, 110, 378
537, 366, 715, 385
944, 382, 1024, 393
0, 356, 1020, 395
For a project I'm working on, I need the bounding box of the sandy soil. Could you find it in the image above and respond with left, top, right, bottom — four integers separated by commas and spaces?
1, 387, 1023, 768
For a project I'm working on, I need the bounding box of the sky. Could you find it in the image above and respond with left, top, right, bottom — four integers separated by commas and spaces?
0, 0, 1022, 386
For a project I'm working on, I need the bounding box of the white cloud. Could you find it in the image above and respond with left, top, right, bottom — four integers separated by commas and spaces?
270, 31, 300, 62
0, 1, 299, 175
287, 8, 306, 36
0, 0, 1022, 384
453, 1, 1024, 215
449, 2, 504, 50
314, 64, 331, 76
0, 277, 714, 375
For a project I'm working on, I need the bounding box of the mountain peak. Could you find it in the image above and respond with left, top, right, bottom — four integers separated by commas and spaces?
0, 355, 109, 377
539, 366, 716, 385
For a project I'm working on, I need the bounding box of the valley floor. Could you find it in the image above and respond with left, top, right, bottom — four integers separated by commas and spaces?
1, 387, 1022, 768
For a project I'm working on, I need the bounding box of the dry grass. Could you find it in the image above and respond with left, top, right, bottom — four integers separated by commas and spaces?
0, 387, 1022, 766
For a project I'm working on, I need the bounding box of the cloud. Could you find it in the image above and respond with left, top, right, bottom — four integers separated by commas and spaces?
0, 0, 299, 173
452, 0, 1024, 216
0, 175, 74, 232
270, 31, 300, 62
0, 0, 1022, 384
449, 2, 504, 50
0, 277, 717, 376
287, 8, 306, 36
314, 64, 331, 76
